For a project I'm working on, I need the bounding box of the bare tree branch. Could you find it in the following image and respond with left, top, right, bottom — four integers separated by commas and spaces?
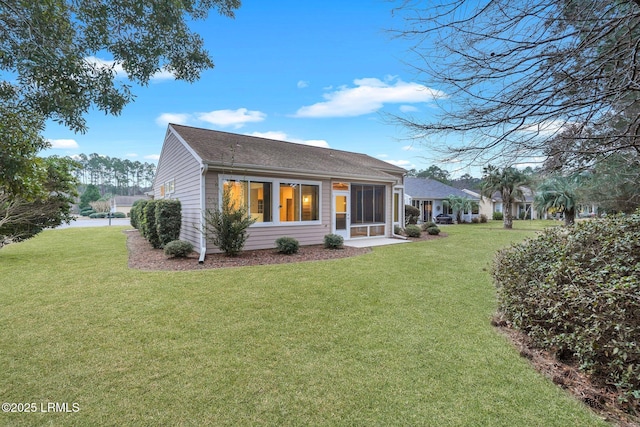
391, 0, 640, 168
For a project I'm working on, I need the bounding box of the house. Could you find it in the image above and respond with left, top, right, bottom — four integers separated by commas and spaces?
404, 177, 480, 223
153, 124, 406, 256
466, 187, 539, 220
111, 195, 148, 216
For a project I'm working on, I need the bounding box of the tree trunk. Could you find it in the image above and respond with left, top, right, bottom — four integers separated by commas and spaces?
564, 208, 576, 226
503, 190, 513, 229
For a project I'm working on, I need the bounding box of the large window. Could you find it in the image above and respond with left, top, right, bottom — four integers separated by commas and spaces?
221, 176, 320, 225
351, 184, 385, 224
224, 180, 272, 223
279, 183, 319, 222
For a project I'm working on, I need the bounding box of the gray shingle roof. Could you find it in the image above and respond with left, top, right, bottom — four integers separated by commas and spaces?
170, 124, 405, 181
405, 177, 479, 200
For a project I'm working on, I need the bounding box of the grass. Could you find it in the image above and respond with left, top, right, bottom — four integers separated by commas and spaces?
0, 221, 608, 426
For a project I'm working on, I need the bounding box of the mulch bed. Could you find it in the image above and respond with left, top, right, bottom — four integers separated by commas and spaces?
125, 229, 446, 271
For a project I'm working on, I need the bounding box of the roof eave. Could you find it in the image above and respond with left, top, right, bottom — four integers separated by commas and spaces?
203, 161, 402, 183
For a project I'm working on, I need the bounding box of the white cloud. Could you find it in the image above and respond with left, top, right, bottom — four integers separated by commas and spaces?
156, 113, 191, 127
144, 154, 160, 161
197, 108, 266, 129
150, 68, 175, 81
385, 159, 413, 167
297, 80, 309, 89
400, 105, 419, 113
247, 131, 330, 148
294, 76, 447, 118
85, 56, 175, 81
126, 153, 138, 158
47, 138, 79, 149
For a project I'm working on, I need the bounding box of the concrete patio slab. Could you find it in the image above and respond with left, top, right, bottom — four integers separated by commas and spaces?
344, 237, 409, 248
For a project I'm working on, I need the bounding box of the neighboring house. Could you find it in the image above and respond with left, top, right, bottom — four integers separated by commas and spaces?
111, 196, 148, 216
404, 177, 480, 223
153, 124, 406, 255
469, 187, 539, 220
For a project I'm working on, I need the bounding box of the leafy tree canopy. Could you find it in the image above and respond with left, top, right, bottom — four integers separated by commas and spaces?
0, 0, 240, 196
0, 156, 79, 247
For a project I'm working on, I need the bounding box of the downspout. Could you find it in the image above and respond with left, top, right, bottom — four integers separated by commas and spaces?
198, 163, 209, 264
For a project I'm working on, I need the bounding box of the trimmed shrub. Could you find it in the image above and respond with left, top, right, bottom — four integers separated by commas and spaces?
394, 224, 403, 235
426, 225, 440, 235
421, 221, 436, 231
480, 214, 488, 223
203, 187, 256, 257
492, 211, 503, 221
324, 233, 343, 249
142, 200, 161, 248
404, 224, 421, 237
130, 199, 148, 229
155, 199, 182, 248
493, 212, 640, 404
275, 236, 299, 255
112, 212, 126, 218
80, 208, 95, 217
405, 204, 420, 225
164, 240, 194, 258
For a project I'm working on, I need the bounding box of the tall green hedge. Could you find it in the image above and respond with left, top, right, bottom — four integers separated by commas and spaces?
493, 212, 640, 406
142, 200, 160, 248
130, 199, 148, 230
155, 199, 181, 248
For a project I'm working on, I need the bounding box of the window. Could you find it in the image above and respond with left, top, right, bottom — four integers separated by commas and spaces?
223, 180, 272, 223
220, 176, 320, 225
351, 184, 385, 224
279, 183, 319, 222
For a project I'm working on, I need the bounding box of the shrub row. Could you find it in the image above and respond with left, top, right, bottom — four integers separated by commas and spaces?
88, 211, 126, 219
273, 234, 344, 254
492, 212, 640, 405
131, 199, 181, 249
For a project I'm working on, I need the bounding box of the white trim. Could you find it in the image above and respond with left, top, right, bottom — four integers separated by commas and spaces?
332, 189, 350, 240
198, 164, 208, 263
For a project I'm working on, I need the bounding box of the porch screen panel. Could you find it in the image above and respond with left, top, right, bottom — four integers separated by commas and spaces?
351, 184, 385, 224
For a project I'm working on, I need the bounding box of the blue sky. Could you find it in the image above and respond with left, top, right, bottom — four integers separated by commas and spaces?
43, 1, 473, 176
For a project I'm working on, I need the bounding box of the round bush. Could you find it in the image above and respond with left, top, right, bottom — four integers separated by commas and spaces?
426, 225, 440, 235
421, 221, 436, 231
275, 236, 299, 254
492, 211, 504, 221
404, 224, 421, 237
164, 240, 194, 258
324, 233, 344, 249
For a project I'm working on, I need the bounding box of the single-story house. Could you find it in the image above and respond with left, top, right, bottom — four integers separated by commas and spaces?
404, 177, 480, 223
153, 124, 406, 257
466, 187, 539, 220
111, 195, 148, 216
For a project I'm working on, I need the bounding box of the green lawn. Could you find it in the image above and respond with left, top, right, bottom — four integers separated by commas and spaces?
0, 222, 607, 426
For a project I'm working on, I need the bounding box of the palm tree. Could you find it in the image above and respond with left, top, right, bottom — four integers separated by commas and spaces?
481, 165, 530, 229
534, 174, 583, 226
444, 194, 475, 223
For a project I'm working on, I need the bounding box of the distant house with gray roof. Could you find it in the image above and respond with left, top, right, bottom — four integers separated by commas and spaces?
404, 177, 479, 223
153, 124, 406, 257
